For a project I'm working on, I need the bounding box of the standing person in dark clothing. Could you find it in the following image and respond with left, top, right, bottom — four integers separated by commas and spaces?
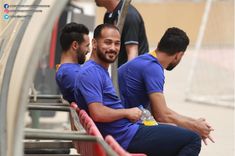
95, 0, 149, 67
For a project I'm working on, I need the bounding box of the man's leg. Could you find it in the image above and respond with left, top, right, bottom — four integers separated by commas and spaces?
127, 124, 201, 156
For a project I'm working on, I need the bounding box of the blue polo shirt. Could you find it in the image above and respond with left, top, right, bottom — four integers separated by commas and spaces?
56, 63, 80, 103
74, 60, 139, 149
118, 53, 165, 108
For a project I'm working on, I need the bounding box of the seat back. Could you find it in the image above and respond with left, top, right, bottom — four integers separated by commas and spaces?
78, 109, 106, 156
70, 102, 106, 156
105, 135, 130, 156
78, 110, 103, 139
70, 102, 83, 132
70, 103, 145, 156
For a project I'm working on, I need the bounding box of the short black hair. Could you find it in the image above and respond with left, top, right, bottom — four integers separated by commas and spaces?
157, 27, 190, 55
93, 23, 119, 39
60, 22, 89, 51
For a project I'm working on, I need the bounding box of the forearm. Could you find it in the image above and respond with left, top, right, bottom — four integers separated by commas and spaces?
126, 44, 138, 61
156, 108, 204, 135
127, 51, 138, 60
149, 88, 213, 139
150, 92, 197, 130
164, 109, 197, 131
88, 103, 128, 122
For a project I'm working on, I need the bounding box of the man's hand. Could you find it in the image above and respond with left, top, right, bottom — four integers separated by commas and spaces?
89, 103, 141, 123
125, 107, 142, 123
194, 118, 215, 145
202, 135, 215, 145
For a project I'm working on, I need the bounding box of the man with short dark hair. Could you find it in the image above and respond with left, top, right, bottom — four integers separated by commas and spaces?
56, 22, 90, 103
118, 27, 214, 145
95, 0, 149, 66
74, 24, 202, 156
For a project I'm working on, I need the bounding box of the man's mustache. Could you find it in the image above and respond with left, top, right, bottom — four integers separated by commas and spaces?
105, 50, 117, 55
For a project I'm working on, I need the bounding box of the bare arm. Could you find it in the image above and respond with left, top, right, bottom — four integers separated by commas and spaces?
149, 92, 214, 142
125, 44, 138, 61
88, 102, 142, 123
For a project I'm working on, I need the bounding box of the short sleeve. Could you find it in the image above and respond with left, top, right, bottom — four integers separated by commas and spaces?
143, 65, 164, 94
62, 71, 75, 88
122, 10, 140, 45
77, 68, 103, 104
56, 68, 75, 90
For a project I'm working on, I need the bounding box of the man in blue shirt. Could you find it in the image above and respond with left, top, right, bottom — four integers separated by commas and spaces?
118, 27, 214, 145
74, 24, 202, 156
56, 23, 90, 103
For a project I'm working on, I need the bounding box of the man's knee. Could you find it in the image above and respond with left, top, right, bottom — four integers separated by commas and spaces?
190, 131, 202, 153
192, 132, 201, 144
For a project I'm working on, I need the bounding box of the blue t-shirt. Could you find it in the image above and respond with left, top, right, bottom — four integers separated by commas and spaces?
56, 63, 80, 103
118, 53, 165, 108
74, 60, 139, 149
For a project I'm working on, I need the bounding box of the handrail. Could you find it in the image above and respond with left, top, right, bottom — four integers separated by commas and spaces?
111, 0, 132, 96
29, 94, 62, 100
27, 105, 70, 111
29, 102, 69, 106
7, 0, 69, 155
24, 129, 117, 156
24, 141, 73, 149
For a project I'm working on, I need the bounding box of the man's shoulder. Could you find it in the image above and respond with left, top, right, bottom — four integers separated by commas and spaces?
119, 54, 150, 71
126, 4, 141, 20
131, 54, 163, 71
76, 61, 107, 87
57, 63, 80, 77
79, 61, 104, 77
135, 54, 156, 63
59, 63, 80, 72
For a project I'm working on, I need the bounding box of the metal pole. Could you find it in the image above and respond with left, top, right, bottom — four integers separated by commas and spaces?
185, 0, 213, 100
31, 111, 40, 129
28, 105, 70, 112
111, 0, 132, 97
0, 13, 32, 156
8, 0, 69, 155
25, 129, 92, 140
29, 102, 69, 106
29, 94, 62, 99
24, 129, 118, 156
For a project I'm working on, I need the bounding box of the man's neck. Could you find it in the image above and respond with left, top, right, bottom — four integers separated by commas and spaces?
60, 51, 77, 64
106, 0, 120, 12
90, 53, 109, 69
155, 50, 174, 69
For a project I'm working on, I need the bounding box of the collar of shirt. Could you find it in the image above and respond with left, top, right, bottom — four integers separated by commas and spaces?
148, 50, 158, 59
104, 0, 123, 24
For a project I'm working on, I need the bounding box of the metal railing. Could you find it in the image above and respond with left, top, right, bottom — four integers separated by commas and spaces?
111, 0, 132, 96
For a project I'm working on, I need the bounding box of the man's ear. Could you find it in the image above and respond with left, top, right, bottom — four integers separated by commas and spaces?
175, 51, 184, 60
92, 38, 97, 50
71, 41, 79, 51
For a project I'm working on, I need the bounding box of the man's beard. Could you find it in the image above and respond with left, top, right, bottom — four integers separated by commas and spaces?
96, 47, 118, 63
77, 56, 86, 64
77, 49, 86, 64
166, 62, 177, 71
